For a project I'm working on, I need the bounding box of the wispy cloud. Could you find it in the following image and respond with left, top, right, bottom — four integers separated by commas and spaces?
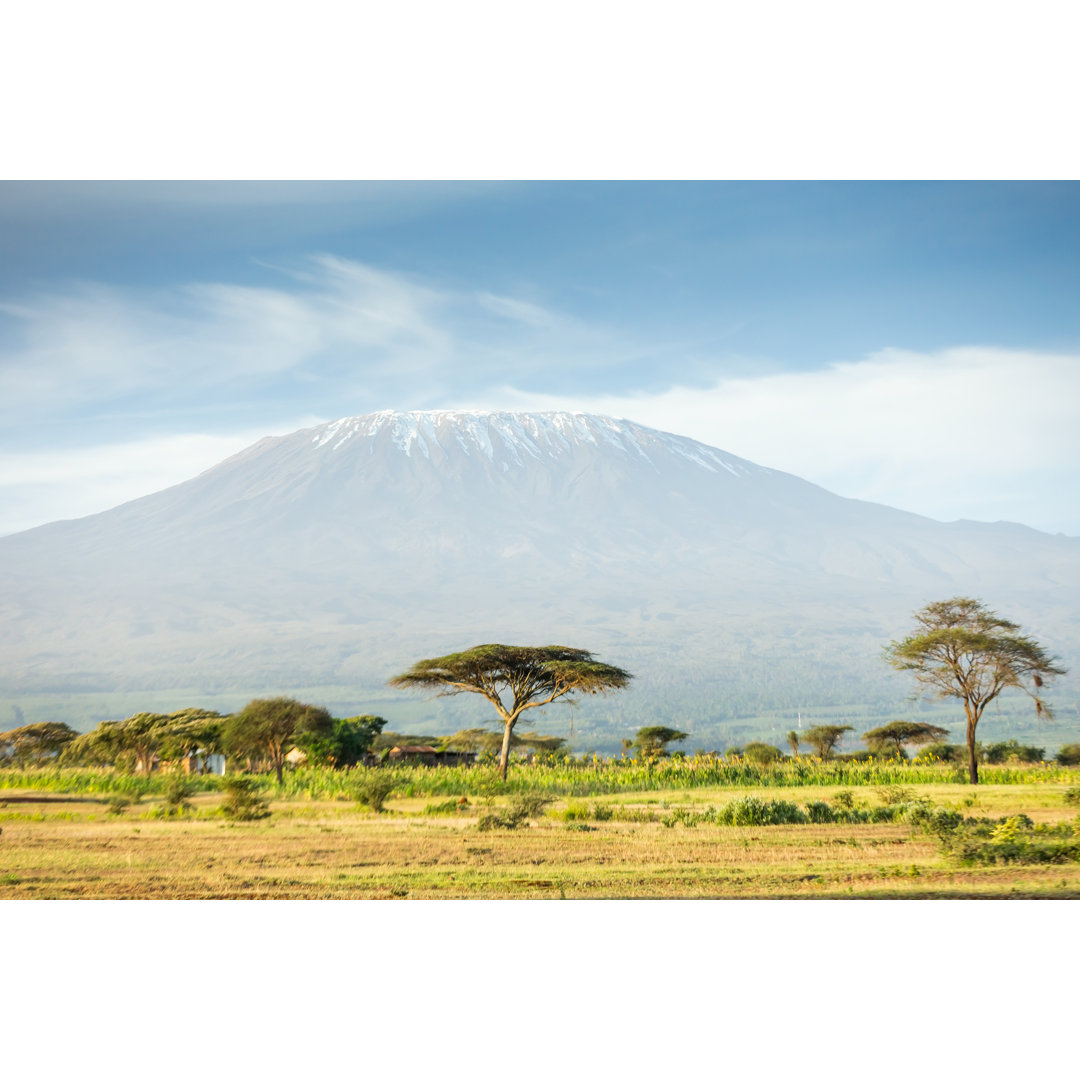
2, 252, 1077, 537
0, 254, 629, 439
0, 426, 320, 536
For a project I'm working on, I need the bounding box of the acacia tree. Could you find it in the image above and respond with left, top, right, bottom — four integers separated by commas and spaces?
224, 698, 334, 785
0, 722, 78, 765
389, 644, 631, 780
884, 596, 1067, 785
65, 713, 172, 773
632, 726, 689, 758
861, 720, 950, 759
802, 724, 854, 760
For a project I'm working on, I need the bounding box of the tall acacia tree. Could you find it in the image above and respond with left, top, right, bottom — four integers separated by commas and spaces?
884, 597, 1067, 785
389, 644, 632, 780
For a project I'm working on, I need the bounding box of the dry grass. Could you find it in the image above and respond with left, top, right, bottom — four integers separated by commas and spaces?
3, 785, 1080, 899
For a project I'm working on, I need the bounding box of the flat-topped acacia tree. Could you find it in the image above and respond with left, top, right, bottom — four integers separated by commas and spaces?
389, 644, 632, 780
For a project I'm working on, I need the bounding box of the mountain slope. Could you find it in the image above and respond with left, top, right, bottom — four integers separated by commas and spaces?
1, 411, 1076, 740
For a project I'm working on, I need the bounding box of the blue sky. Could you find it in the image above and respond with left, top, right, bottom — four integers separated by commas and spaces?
2, 180, 1079, 536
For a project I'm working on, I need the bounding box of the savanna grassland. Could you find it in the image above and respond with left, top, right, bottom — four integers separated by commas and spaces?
3, 759, 1080, 899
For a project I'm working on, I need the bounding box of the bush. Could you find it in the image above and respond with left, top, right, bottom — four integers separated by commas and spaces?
981, 740, 1044, 764
478, 792, 554, 830
425, 797, 471, 816
830, 790, 857, 811
1063, 787, 1080, 806
219, 777, 271, 821
106, 795, 132, 816
913, 744, 965, 764
804, 801, 835, 823
716, 796, 806, 826
353, 774, 397, 813
875, 786, 915, 806
742, 742, 784, 766
160, 775, 196, 815
559, 801, 591, 822
591, 803, 614, 822
1056, 745, 1080, 766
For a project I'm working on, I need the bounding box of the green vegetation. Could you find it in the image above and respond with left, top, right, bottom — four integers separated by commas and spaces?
885, 596, 1067, 784
389, 644, 632, 779
801, 724, 854, 759
861, 720, 950, 757
0, 722, 77, 765
218, 777, 271, 821
632, 726, 689, 758
224, 697, 333, 785
296, 715, 385, 767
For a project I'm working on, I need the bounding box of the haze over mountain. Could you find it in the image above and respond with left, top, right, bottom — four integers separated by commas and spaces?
2, 411, 1076, 745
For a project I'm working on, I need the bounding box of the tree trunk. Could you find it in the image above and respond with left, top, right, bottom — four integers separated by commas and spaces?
498, 719, 516, 781
274, 755, 284, 786
965, 707, 979, 785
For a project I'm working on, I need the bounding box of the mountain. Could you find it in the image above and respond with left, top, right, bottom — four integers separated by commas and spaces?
1, 411, 1077, 745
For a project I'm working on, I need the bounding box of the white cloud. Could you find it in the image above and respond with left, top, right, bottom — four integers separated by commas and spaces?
0, 425, 319, 536
453, 347, 1080, 535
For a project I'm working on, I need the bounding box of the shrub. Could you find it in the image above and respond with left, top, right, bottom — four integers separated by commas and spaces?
591, 803, 614, 822
830, 790, 857, 811
913, 744, 965, 764
106, 795, 132, 816
804, 801, 835, 823
219, 777, 271, 821
875, 786, 914, 806
160, 775, 196, 815
425, 797, 471, 816
742, 742, 784, 766
560, 801, 591, 822
1063, 787, 1080, 806
1056, 745, 1080, 766
478, 793, 554, 830
353, 774, 397, 813
716, 796, 806, 826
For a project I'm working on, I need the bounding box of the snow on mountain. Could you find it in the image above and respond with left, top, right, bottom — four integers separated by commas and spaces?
0, 411, 1076, 739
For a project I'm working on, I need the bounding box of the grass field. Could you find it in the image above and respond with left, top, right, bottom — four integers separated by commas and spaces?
4, 775, 1080, 898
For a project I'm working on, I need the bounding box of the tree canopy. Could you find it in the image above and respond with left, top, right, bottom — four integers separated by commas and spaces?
389, 644, 631, 779
0, 722, 78, 765
861, 720, 950, 758
224, 698, 334, 784
632, 726, 689, 758
884, 596, 1066, 784
801, 724, 854, 760
295, 715, 386, 767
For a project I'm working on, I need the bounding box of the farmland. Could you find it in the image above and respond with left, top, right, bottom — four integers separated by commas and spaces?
3, 759, 1080, 899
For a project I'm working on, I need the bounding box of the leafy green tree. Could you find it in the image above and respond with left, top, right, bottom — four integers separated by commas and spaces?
632, 726, 689, 758
1055, 744, 1080, 766
65, 713, 172, 773
742, 741, 784, 765
802, 724, 854, 760
390, 644, 631, 780
0, 722, 78, 765
884, 596, 1067, 784
224, 698, 334, 785
861, 720, 950, 758
158, 710, 224, 772
296, 715, 386, 767
786, 730, 801, 758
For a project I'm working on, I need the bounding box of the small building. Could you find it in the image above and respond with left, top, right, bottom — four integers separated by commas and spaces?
386, 746, 477, 767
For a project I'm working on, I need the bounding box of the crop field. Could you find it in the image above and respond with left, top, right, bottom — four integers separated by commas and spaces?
4, 762, 1080, 899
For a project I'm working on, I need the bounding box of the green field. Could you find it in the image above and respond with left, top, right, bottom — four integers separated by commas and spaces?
4, 760, 1080, 899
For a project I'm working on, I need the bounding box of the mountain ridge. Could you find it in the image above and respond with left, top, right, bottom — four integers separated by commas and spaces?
1, 410, 1076, 742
